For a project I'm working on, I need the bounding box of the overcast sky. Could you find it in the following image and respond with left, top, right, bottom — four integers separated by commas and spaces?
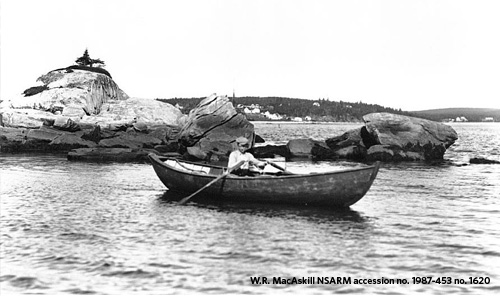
1, 0, 499, 111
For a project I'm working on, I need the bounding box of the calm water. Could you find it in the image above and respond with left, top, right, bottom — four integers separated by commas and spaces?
1, 122, 499, 295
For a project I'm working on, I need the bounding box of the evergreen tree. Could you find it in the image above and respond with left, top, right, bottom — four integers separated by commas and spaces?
75, 49, 91, 66
75, 49, 105, 67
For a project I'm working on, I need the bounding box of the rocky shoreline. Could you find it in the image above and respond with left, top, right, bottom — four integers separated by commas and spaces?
1, 65, 483, 165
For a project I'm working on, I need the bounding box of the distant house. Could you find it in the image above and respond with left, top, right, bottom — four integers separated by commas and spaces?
455, 116, 468, 122
483, 117, 494, 122
292, 117, 303, 122
304, 116, 312, 121
242, 104, 260, 114
263, 111, 283, 120
313, 102, 320, 107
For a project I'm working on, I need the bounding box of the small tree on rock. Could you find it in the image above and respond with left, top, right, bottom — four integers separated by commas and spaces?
75, 49, 105, 67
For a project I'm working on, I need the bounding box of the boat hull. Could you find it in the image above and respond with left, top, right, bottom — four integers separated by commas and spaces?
148, 154, 379, 207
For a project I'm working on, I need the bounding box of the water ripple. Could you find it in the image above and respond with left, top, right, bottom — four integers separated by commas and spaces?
1, 123, 499, 294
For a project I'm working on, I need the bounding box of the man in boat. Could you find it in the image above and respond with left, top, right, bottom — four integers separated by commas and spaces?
228, 137, 267, 176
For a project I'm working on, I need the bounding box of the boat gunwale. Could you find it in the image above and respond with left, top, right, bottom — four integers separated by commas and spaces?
148, 153, 380, 180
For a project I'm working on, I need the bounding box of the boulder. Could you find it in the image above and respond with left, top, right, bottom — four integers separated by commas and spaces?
49, 133, 97, 150
53, 116, 81, 132
3, 69, 128, 115
97, 97, 185, 127
321, 113, 458, 161
0, 109, 57, 129
310, 143, 339, 160
0, 127, 29, 152
26, 127, 62, 143
98, 131, 163, 149
323, 127, 369, 160
147, 125, 180, 142
81, 125, 101, 143
62, 104, 87, 118
326, 127, 365, 149
178, 94, 255, 160
363, 113, 458, 160
75, 98, 185, 132
331, 145, 366, 160
469, 157, 500, 164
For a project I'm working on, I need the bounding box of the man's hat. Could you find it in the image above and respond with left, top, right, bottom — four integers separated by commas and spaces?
235, 137, 249, 145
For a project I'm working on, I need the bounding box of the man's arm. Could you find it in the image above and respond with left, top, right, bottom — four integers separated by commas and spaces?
228, 151, 238, 168
248, 153, 267, 168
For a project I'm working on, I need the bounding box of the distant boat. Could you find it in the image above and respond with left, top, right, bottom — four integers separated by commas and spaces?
148, 154, 380, 207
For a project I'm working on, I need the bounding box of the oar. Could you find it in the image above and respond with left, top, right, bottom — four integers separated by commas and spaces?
178, 161, 244, 205
266, 160, 293, 174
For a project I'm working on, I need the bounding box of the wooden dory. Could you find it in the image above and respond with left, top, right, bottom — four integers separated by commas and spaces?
148, 154, 380, 207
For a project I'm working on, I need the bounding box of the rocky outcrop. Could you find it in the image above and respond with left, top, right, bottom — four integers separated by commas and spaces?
317, 112, 458, 161
4, 68, 128, 116
363, 113, 457, 160
178, 94, 254, 161
0, 65, 460, 163
79, 97, 184, 130
0, 125, 97, 152
469, 157, 500, 164
235, 113, 459, 163
0, 67, 185, 161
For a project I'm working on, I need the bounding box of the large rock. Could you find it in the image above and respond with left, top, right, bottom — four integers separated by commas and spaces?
0, 67, 185, 157
363, 113, 457, 148
0, 127, 29, 151
0, 125, 96, 152
323, 127, 369, 160
363, 113, 457, 160
0, 109, 58, 128
53, 116, 81, 132
469, 157, 500, 164
321, 113, 458, 161
178, 94, 254, 161
98, 131, 163, 149
88, 97, 185, 128
2, 68, 128, 115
